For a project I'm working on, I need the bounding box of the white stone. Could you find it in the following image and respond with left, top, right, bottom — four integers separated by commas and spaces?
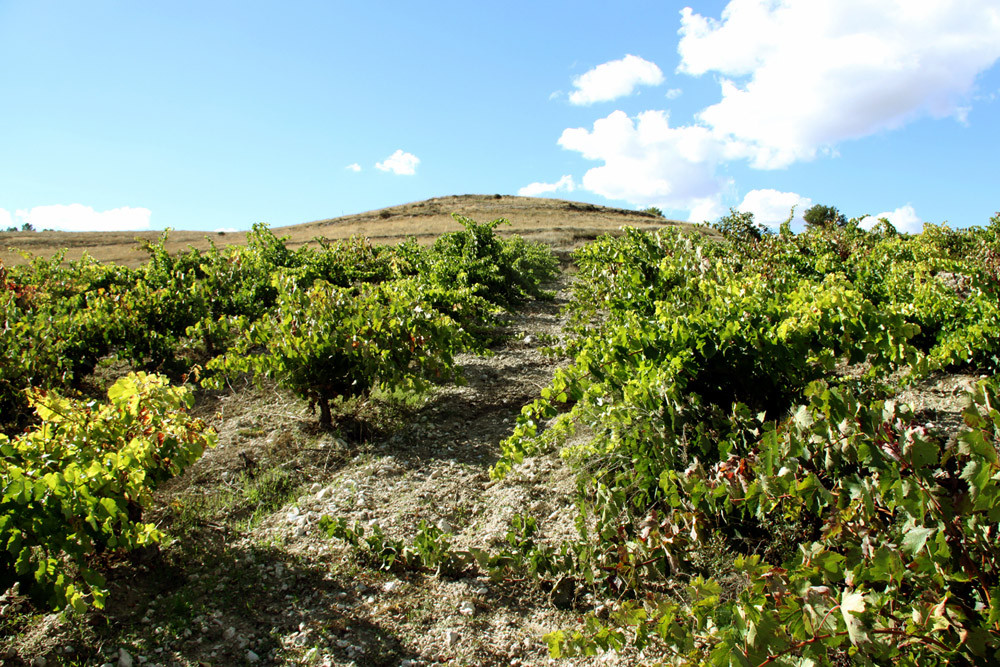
246, 650, 260, 663
458, 600, 475, 616
445, 630, 461, 647
383, 581, 401, 593
118, 649, 133, 667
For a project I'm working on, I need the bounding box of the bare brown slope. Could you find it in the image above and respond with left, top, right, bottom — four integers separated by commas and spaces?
1, 195, 695, 268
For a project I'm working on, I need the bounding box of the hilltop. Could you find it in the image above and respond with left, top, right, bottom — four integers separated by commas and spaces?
0, 195, 688, 267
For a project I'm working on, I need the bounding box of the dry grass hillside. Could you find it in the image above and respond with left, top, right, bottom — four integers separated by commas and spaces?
0, 195, 693, 267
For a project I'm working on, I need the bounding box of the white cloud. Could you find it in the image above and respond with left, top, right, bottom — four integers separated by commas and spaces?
558, 110, 724, 212
678, 0, 1000, 168
14, 204, 152, 232
738, 189, 814, 229
569, 55, 665, 105
375, 150, 420, 175
665, 88, 683, 99
541, 2, 1000, 222
0, 208, 13, 229
860, 205, 924, 234
687, 196, 726, 224
517, 175, 577, 197
346, 163, 362, 172
214, 227, 239, 234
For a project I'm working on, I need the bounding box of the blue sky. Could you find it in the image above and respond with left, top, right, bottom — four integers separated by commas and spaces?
2, 0, 999, 234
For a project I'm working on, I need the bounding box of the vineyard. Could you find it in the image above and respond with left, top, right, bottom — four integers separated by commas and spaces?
2, 209, 1000, 665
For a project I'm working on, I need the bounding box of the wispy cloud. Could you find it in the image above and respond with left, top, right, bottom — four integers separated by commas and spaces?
346, 163, 362, 172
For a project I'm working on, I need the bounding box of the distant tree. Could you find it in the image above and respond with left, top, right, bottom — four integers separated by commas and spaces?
712, 208, 768, 242
20, 222, 34, 232
641, 206, 665, 218
803, 204, 847, 229
4, 226, 16, 233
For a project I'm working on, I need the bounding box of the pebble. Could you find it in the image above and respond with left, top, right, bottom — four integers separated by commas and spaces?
246, 650, 260, 663
458, 600, 475, 616
118, 649, 133, 667
445, 630, 461, 647
436, 518, 454, 534
383, 580, 401, 593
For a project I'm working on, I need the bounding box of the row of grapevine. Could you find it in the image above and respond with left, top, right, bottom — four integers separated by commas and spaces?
494, 215, 1000, 664
1, 216, 559, 435
1, 216, 559, 609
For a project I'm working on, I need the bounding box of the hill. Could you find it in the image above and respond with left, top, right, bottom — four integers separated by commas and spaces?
0, 195, 689, 267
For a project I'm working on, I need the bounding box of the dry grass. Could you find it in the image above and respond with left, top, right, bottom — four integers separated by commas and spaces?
0, 194, 699, 268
